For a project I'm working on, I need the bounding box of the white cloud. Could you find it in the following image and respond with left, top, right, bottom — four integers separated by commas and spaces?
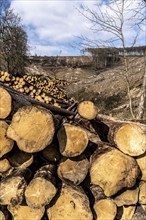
11, 0, 145, 55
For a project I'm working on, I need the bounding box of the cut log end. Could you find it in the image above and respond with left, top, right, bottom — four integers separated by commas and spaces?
90, 146, 140, 196
57, 124, 89, 157
139, 181, 146, 205
8, 205, 45, 220
121, 205, 136, 220
0, 88, 11, 119
7, 105, 55, 153
47, 184, 93, 220
77, 101, 97, 120
114, 187, 139, 206
7, 147, 33, 169
0, 121, 14, 158
0, 159, 11, 173
0, 211, 5, 220
93, 199, 117, 220
0, 176, 26, 206
115, 123, 146, 156
25, 177, 57, 208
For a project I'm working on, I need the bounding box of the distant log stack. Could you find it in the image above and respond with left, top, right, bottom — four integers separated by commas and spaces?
0, 71, 72, 108
0, 85, 146, 220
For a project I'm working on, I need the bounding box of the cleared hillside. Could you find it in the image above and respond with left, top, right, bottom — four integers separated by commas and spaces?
26, 56, 145, 119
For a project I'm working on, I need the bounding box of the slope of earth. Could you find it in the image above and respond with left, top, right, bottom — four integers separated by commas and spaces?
26, 56, 145, 120
54, 56, 145, 119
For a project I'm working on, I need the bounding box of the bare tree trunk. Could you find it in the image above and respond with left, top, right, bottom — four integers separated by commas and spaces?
137, 49, 146, 119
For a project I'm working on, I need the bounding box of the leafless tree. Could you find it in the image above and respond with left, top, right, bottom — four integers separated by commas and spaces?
0, 6, 28, 75
78, 0, 145, 119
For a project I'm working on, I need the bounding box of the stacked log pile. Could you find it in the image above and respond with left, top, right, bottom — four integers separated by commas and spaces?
0, 71, 71, 108
0, 84, 146, 219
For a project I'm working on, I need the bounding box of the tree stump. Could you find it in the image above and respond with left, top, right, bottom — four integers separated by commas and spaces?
0, 121, 14, 158
7, 105, 55, 153
57, 124, 89, 157
0, 88, 11, 119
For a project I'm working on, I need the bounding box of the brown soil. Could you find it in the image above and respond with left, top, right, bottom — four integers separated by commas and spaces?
26, 56, 145, 120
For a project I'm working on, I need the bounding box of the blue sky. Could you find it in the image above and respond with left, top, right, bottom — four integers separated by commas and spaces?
10, 0, 145, 56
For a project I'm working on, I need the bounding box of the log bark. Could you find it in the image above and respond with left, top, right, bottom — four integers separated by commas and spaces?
8, 205, 45, 220
57, 156, 89, 185
90, 185, 107, 202
57, 124, 89, 157
0, 121, 14, 158
7, 147, 33, 169
25, 165, 57, 208
47, 183, 93, 220
0, 88, 12, 119
7, 105, 55, 153
41, 141, 61, 163
77, 101, 98, 120
93, 199, 117, 220
0, 176, 27, 205
90, 144, 140, 196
